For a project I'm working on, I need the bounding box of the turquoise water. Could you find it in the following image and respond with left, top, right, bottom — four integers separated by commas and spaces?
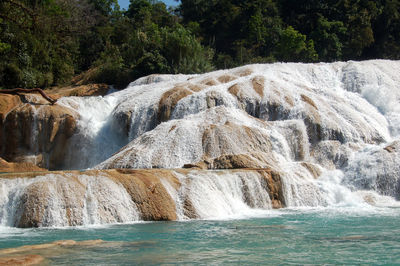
1, 207, 399, 265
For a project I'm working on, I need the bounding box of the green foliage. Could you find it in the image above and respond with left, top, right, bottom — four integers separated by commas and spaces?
1, 0, 400, 89
310, 17, 346, 61
1, 64, 23, 88
89, 0, 120, 16
215, 54, 236, 69
161, 25, 214, 73
0, 42, 11, 53
275, 26, 318, 62
88, 1, 213, 88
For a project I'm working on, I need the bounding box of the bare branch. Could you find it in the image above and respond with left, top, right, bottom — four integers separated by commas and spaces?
0, 88, 57, 105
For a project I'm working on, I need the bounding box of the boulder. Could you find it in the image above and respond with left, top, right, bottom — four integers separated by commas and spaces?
16, 175, 86, 227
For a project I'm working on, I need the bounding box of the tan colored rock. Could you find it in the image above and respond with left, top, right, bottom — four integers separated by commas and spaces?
1, 102, 78, 169
301, 94, 318, 110
1, 168, 286, 226
258, 169, 284, 208
0, 254, 45, 266
200, 78, 218, 86
188, 83, 205, 92
0, 95, 22, 150
0, 94, 22, 120
0, 157, 46, 172
228, 83, 241, 98
251, 76, 265, 97
158, 87, 193, 122
174, 82, 205, 93
301, 162, 322, 179
5, 169, 178, 225
384, 141, 399, 153
182, 162, 208, 170
0, 239, 105, 265
47, 84, 110, 99
208, 153, 273, 170
233, 67, 253, 77
16, 175, 86, 228
217, 74, 237, 84
106, 169, 178, 221
202, 121, 273, 159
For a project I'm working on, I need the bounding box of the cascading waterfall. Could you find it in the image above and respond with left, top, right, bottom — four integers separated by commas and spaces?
1, 60, 400, 228
59, 95, 128, 169
2, 168, 398, 228
0, 174, 140, 227
168, 171, 273, 220
78, 174, 140, 225
26, 100, 43, 166
0, 171, 275, 226
0, 178, 28, 227
280, 165, 400, 209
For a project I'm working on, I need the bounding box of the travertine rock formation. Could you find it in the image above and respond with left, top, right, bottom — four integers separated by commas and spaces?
0, 168, 283, 227
0, 94, 78, 169
1, 60, 400, 228
0, 157, 46, 172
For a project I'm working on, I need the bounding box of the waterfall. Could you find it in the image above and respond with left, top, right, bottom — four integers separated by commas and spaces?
0, 171, 274, 226
59, 95, 128, 169
1, 60, 400, 227
279, 164, 400, 209
166, 171, 273, 220
1, 167, 399, 228
0, 174, 139, 227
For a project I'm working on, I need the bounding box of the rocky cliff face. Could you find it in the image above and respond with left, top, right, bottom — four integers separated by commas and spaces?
0, 94, 78, 170
0, 84, 110, 170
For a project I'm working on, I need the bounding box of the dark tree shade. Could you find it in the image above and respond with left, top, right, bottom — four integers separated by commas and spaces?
1, 0, 400, 90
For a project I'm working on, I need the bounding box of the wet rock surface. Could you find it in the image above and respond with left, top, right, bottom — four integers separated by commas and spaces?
0, 168, 285, 227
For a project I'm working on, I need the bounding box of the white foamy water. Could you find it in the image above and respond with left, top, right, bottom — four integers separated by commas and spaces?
58, 95, 128, 169
168, 171, 273, 220
0, 174, 140, 227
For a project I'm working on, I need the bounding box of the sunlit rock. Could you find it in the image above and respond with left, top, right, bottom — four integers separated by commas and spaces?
0, 96, 78, 170
0, 169, 285, 227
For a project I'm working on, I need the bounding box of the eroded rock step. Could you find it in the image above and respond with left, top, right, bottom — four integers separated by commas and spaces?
0, 168, 284, 228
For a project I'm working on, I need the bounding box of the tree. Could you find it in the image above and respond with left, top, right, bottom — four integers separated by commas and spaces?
371, 0, 400, 59
275, 26, 318, 62
310, 16, 346, 61
339, 0, 379, 58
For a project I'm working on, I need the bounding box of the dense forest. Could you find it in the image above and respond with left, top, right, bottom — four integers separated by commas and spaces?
1, 0, 400, 89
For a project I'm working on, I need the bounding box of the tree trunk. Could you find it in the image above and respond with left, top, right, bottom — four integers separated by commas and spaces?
0, 88, 57, 105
